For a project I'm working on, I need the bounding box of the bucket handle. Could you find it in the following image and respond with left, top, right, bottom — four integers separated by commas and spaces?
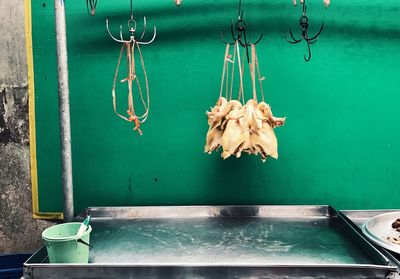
76, 238, 93, 249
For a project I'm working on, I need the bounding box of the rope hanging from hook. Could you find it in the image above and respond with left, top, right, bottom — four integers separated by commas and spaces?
112, 42, 150, 135
107, 0, 156, 134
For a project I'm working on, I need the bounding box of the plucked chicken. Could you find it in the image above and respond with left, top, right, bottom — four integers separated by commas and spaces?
204, 43, 285, 162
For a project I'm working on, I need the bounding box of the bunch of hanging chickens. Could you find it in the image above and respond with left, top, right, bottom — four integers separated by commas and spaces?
204, 43, 285, 162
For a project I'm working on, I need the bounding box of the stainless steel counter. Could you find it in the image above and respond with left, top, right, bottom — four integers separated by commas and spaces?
24, 206, 398, 279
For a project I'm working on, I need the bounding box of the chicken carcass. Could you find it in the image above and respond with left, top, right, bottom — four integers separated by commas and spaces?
235, 99, 260, 157
220, 100, 246, 159
205, 99, 285, 161
206, 97, 228, 128
256, 102, 286, 128
205, 97, 228, 154
251, 102, 286, 161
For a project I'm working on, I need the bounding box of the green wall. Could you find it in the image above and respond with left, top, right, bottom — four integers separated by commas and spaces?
32, 0, 400, 214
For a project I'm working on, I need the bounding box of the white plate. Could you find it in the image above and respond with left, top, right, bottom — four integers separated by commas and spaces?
362, 212, 400, 254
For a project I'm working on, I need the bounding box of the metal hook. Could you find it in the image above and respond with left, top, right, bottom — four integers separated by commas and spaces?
285, 27, 302, 44
308, 23, 324, 42
219, 0, 263, 62
106, 0, 156, 45
304, 41, 311, 61
285, 0, 324, 62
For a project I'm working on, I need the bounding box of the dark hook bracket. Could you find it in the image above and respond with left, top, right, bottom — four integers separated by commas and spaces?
220, 0, 263, 62
285, 0, 324, 61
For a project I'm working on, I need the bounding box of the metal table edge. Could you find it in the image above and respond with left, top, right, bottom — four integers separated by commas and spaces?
23, 262, 397, 270
78, 205, 333, 220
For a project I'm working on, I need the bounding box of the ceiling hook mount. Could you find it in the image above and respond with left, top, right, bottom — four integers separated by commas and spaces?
106, 0, 156, 45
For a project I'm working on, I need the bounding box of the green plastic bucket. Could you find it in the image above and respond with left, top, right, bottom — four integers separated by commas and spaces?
42, 222, 92, 263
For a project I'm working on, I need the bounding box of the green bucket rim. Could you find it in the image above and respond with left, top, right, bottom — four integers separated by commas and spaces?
42, 222, 92, 242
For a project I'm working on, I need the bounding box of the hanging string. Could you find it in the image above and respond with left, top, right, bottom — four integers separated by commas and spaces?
120, 42, 142, 134
126, 42, 135, 118
111, 41, 150, 135
236, 41, 246, 104
219, 44, 230, 99
250, 44, 257, 102
240, 47, 246, 104
254, 46, 265, 103
225, 52, 229, 99
229, 41, 237, 101
112, 44, 130, 122
135, 44, 150, 122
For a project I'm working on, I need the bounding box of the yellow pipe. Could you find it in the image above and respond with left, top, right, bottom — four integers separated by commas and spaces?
25, 0, 63, 220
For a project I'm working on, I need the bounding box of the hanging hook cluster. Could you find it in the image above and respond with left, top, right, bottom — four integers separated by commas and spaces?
220, 0, 263, 62
286, 0, 324, 61
106, 0, 156, 44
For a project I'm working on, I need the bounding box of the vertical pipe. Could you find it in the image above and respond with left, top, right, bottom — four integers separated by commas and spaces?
54, 0, 74, 222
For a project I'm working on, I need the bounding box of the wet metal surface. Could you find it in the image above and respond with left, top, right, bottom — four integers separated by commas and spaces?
90, 217, 372, 264
24, 206, 396, 279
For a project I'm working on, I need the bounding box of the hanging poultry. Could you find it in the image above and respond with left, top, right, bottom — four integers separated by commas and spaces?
204, 43, 285, 162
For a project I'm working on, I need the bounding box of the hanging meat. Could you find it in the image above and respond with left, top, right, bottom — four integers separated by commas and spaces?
205, 96, 228, 154
204, 43, 285, 162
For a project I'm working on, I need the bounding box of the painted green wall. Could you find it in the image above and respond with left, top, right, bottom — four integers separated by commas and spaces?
32, 0, 400, 214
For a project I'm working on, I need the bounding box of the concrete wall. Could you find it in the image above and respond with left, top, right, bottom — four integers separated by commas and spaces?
0, 0, 52, 253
